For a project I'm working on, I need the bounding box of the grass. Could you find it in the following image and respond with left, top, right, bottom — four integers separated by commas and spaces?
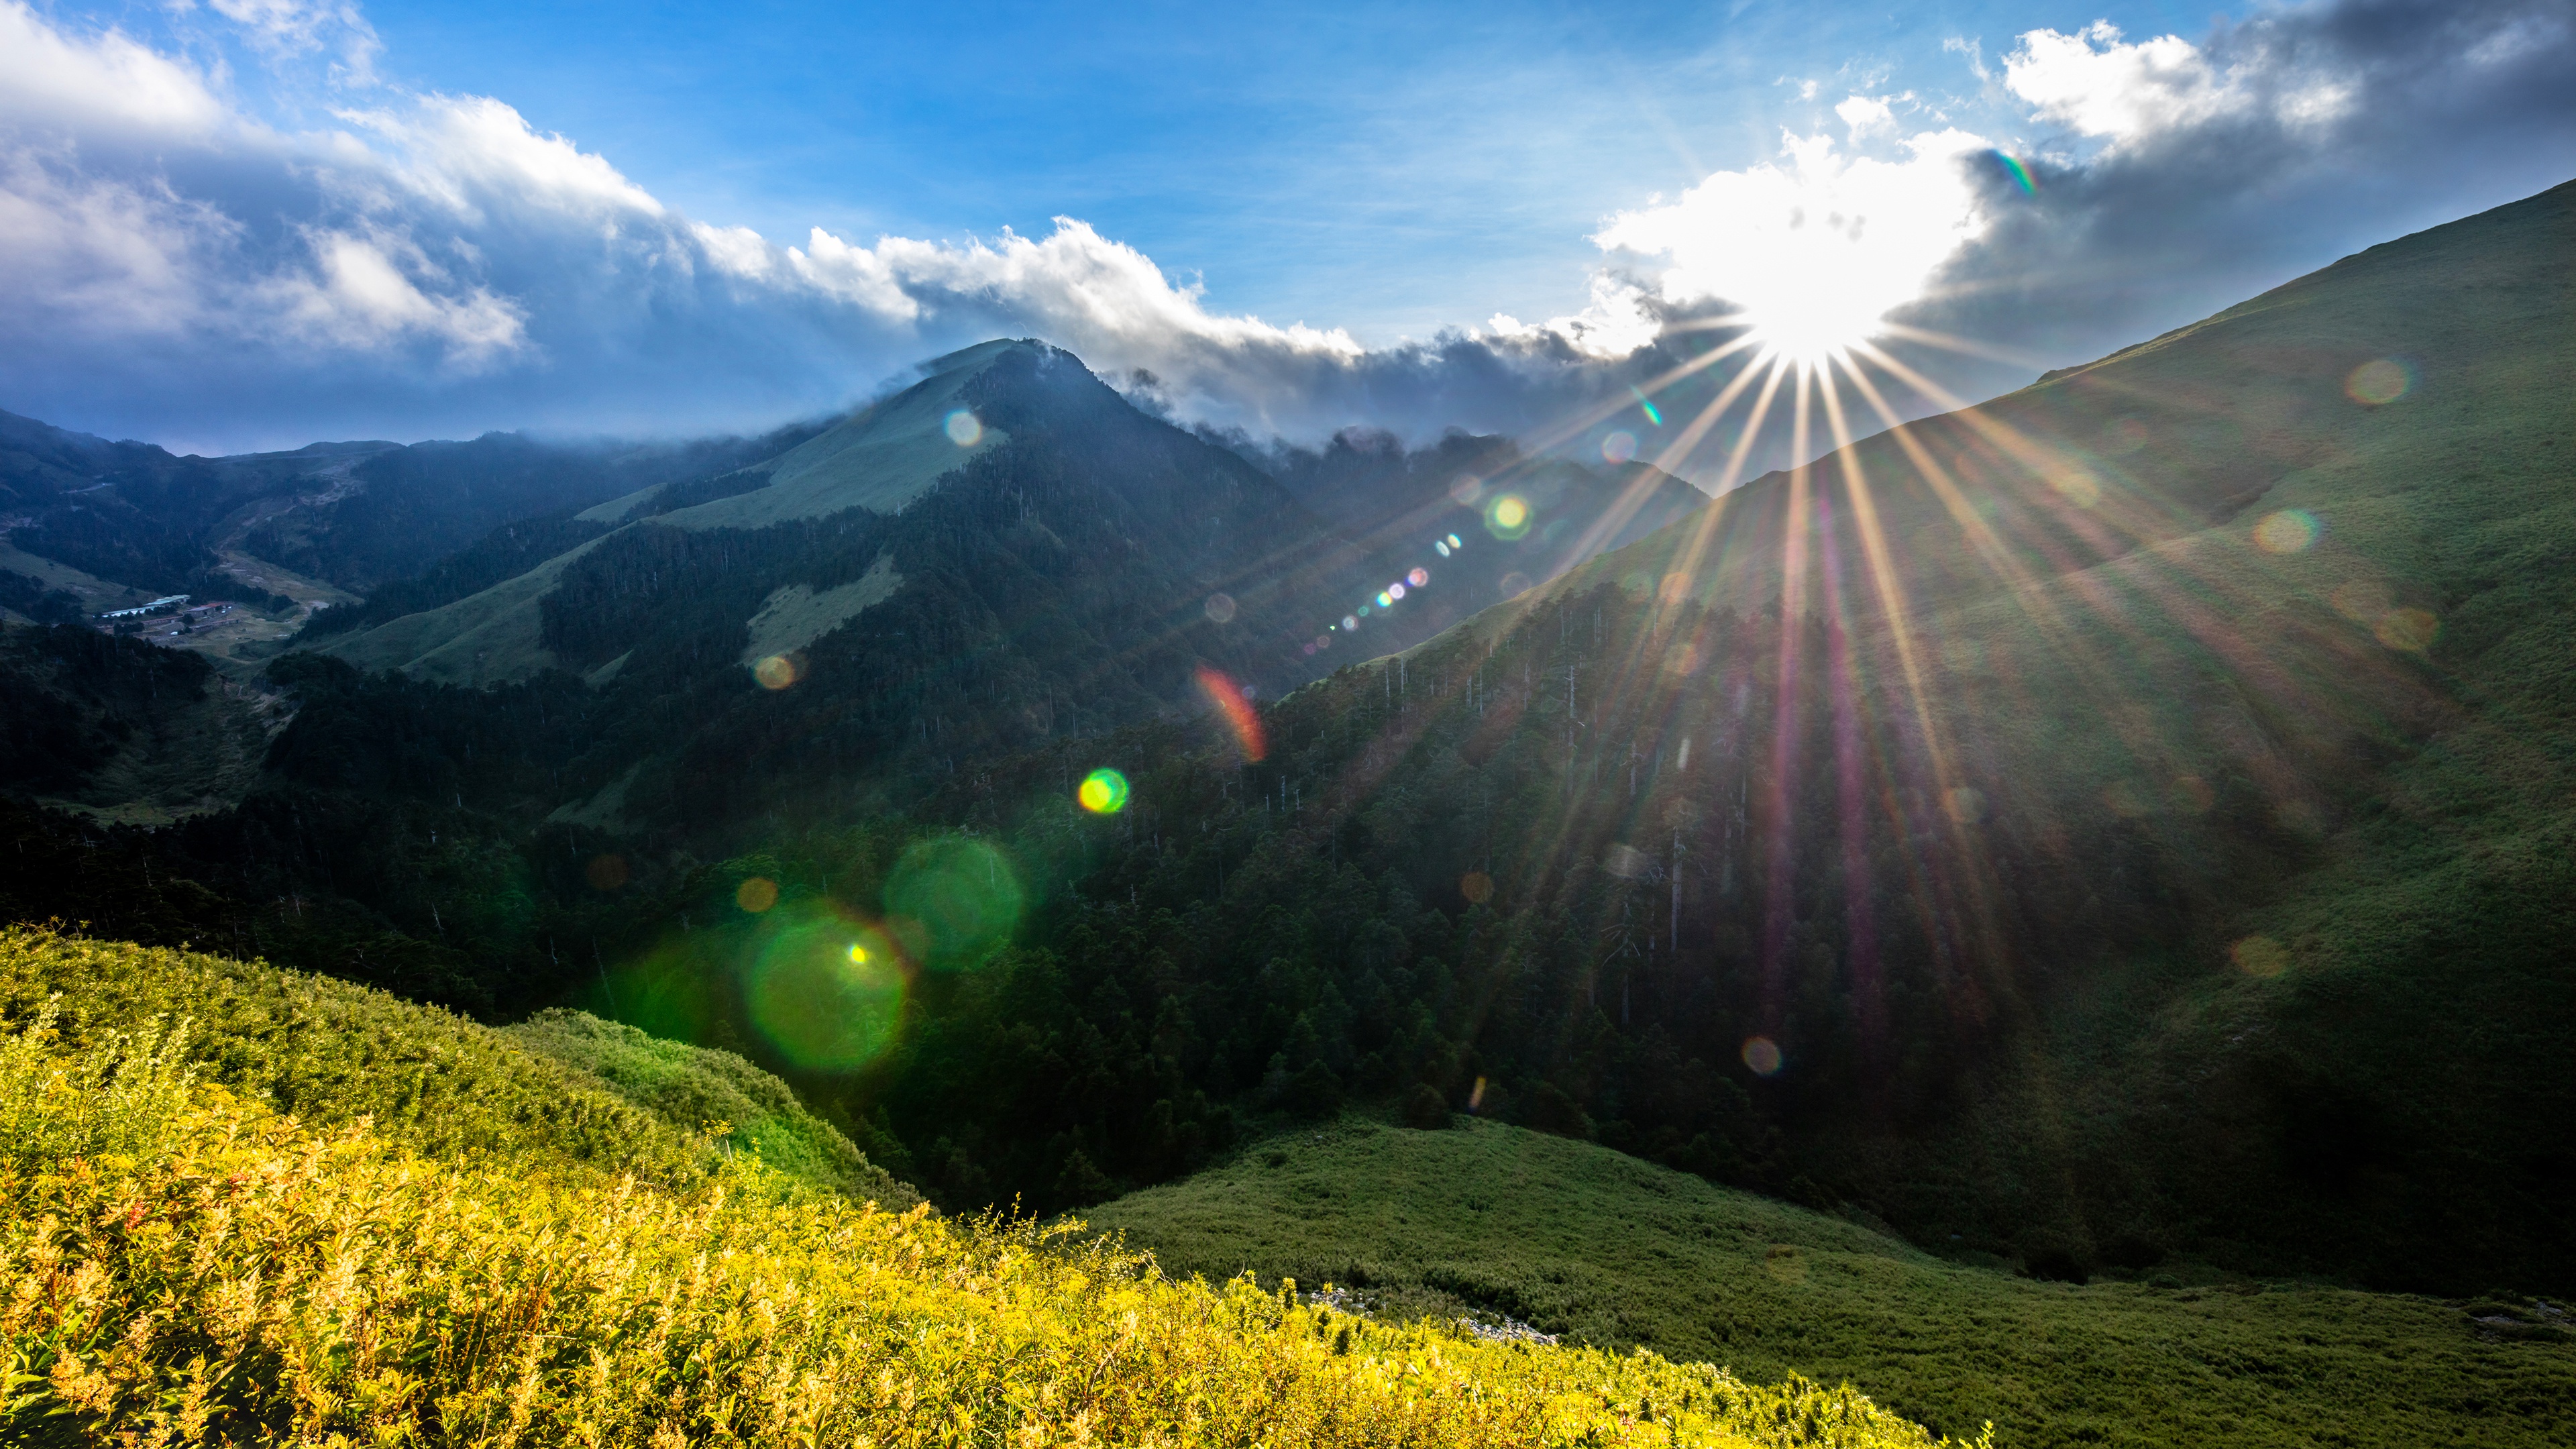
508, 1005, 917, 1206
1087, 1117, 2576, 1449
0, 936, 1968, 1448
321, 538, 598, 687
0, 926, 900, 1196
737, 552, 904, 664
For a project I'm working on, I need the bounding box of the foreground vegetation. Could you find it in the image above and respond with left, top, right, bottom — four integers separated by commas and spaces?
0, 930, 1964, 1447
0, 926, 908, 1203
1090, 1118, 2576, 1449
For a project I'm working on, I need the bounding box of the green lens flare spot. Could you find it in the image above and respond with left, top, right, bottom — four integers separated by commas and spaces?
883, 835, 1024, 969
1078, 767, 1130, 814
745, 908, 906, 1070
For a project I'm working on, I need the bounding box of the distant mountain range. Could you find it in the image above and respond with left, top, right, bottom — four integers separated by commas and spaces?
8, 178, 2569, 1313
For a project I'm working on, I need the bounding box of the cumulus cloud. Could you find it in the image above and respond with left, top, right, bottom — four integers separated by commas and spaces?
1904, 0, 2576, 392
0, 0, 2569, 470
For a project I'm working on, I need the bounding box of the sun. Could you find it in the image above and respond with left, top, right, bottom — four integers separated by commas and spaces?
1737, 287, 1892, 368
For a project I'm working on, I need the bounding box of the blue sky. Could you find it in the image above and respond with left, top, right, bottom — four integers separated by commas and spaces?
3, 0, 2572, 458
354, 0, 2220, 342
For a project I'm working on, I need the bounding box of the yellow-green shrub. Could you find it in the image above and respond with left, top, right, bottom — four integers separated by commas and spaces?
0, 1020, 1972, 1446
0, 926, 904, 1197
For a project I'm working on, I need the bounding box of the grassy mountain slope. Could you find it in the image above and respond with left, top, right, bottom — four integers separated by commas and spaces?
0, 925, 1958, 1448
1092, 1119, 2576, 1449
0, 925, 906, 1200
781, 179, 2576, 1292
1432, 174, 2576, 1287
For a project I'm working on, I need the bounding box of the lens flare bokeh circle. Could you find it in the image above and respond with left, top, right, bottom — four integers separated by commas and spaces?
745, 905, 908, 1069
1741, 1036, 1784, 1076
1078, 767, 1130, 814
1601, 431, 1638, 464
736, 876, 780, 912
2345, 358, 2412, 406
945, 409, 984, 445
884, 835, 1025, 969
1486, 494, 1532, 539
2253, 509, 2318, 553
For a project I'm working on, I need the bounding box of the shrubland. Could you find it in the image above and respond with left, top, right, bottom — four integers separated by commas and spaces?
0, 926, 1964, 1448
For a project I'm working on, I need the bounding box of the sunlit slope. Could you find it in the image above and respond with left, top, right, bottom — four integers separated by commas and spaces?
1091, 1120, 2576, 1449
0, 930, 1962, 1448
1389, 179, 2576, 1284
1550, 176, 2575, 634
576, 339, 1018, 529
0, 924, 913, 1202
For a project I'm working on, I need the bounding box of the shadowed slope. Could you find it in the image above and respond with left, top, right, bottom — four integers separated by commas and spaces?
1092, 1118, 2576, 1449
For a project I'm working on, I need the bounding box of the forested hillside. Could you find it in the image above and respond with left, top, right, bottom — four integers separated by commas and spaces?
5, 182, 2572, 1307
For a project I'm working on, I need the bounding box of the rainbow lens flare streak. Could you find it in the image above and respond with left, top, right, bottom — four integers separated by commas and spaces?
1994, 150, 2037, 195
1194, 665, 1269, 762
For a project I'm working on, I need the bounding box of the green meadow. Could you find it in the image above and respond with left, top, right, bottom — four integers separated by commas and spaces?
1091, 1116, 2576, 1449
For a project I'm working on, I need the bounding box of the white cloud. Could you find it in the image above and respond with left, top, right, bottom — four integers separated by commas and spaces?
0, 3, 225, 135
0, 0, 2569, 468
204, 0, 380, 80
2003, 21, 2355, 148
1835, 94, 1896, 138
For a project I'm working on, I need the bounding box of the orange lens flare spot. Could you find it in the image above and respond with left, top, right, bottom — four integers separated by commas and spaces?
584, 854, 629, 891
1741, 1036, 1784, 1077
2345, 358, 2412, 406
1077, 767, 1130, 814
2253, 509, 2319, 553
735, 876, 780, 913
1467, 1075, 1488, 1111
1458, 871, 1494, 904
2374, 606, 2440, 652
2231, 936, 2291, 978
753, 653, 805, 690
1193, 665, 1267, 762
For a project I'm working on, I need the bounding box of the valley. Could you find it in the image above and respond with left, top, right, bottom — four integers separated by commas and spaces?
3, 178, 2573, 1445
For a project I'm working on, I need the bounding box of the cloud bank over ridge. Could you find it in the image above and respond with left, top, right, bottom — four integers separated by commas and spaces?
1, 0, 2570, 464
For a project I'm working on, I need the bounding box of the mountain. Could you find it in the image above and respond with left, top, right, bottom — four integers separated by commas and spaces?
295, 339, 1704, 839
869, 176, 2573, 1291
0, 402, 826, 638
7, 180, 2571, 1311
